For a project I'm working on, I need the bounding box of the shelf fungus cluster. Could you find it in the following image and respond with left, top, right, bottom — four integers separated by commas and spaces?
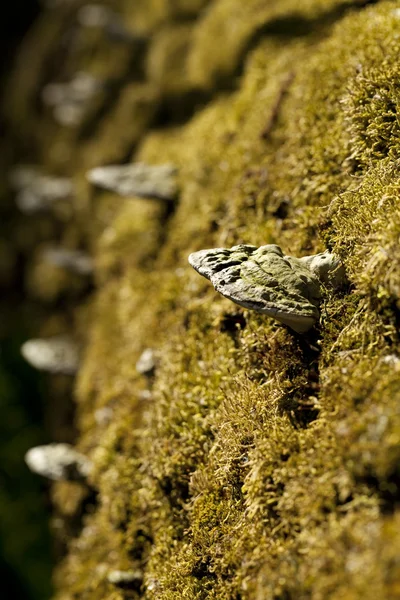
107, 569, 143, 587
43, 247, 94, 276
86, 162, 178, 201
21, 336, 80, 375
42, 71, 102, 127
9, 166, 73, 214
25, 443, 92, 482
189, 244, 345, 333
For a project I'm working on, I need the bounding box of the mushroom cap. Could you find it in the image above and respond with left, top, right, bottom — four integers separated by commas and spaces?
43, 248, 94, 276
189, 244, 322, 333
87, 163, 178, 201
136, 348, 156, 375
21, 336, 80, 374
25, 443, 92, 481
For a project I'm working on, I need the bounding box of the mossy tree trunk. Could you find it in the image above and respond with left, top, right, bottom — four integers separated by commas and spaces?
3, 1, 400, 598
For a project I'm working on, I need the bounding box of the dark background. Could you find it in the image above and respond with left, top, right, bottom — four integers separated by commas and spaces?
1, 2, 54, 600
0, 1, 40, 80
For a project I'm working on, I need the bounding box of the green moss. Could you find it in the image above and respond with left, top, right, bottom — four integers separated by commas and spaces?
80, 84, 160, 168
146, 25, 194, 94
186, 0, 370, 90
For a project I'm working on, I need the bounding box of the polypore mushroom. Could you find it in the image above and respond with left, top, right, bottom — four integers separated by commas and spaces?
188, 244, 345, 334
42, 72, 102, 127
107, 570, 143, 587
9, 166, 73, 214
86, 163, 178, 201
43, 247, 94, 276
136, 348, 156, 376
25, 443, 92, 482
77, 4, 141, 43
21, 336, 80, 374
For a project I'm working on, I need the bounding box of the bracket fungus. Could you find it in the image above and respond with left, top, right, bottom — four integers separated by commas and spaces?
86, 163, 178, 201
42, 72, 102, 127
21, 336, 80, 374
107, 570, 143, 587
136, 348, 156, 376
9, 166, 73, 214
43, 247, 94, 276
188, 244, 345, 334
78, 4, 141, 44
25, 443, 92, 482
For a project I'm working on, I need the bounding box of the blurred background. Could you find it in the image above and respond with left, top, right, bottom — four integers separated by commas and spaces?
1, 2, 54, 599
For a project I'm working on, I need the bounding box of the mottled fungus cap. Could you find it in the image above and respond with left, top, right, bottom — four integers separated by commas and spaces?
189, 244, 343, 333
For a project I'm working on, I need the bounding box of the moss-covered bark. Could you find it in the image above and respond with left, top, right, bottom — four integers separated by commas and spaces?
3, 0, 400, 598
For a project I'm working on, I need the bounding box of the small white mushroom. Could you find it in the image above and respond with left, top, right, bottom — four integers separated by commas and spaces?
107, 570, 142, 586
9, 166, 73, 214
86, 163, 178, 201
77, 4, 139, 43
136, 348, 156, 375
21, 336, 80, 374
25, 443, 92, 482
380, 354, 400, 367
53, 104, 86, 127
69, 71, 102, 102
94, 406, 114, 425
188, 244, 344, 334
43, 247, 94, 276
78, 4, 112, 28
42, 72, 102, 127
